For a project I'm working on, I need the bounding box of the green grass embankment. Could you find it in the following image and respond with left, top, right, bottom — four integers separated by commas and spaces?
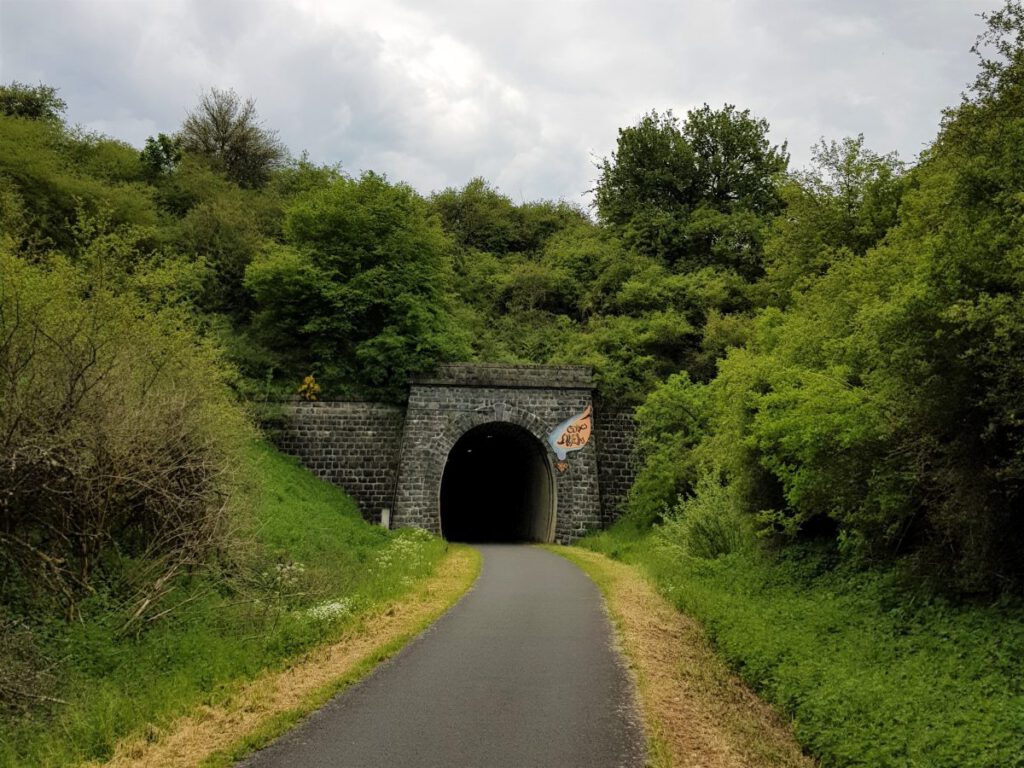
0, 441, 449, 768
581, 519, 1024, 768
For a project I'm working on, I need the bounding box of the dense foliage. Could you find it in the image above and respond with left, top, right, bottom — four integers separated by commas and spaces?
246, 171, 469, 400
1, 443, 445, 766
0, 249, 250, 623
595, 105, 788, 277
2, 3, 1022, 603
625, 5, 1024, 593
582, 520, 1024, 768
1, 5, 1023, 762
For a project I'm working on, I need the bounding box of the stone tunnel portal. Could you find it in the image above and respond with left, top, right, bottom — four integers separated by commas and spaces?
439, 422, 555, 543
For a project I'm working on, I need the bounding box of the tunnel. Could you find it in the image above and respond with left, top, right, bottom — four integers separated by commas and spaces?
439, 422, 554, 543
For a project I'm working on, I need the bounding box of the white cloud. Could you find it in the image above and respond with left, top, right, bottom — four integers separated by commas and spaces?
0, 0, 994, 204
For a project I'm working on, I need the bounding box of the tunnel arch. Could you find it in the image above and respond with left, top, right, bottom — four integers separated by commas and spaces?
439, 421, 556, 543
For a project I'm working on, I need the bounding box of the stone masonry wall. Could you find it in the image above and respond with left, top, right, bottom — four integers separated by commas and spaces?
274, 401, 405, 524
392, 388, 600, 543
392, 364, 602, 543
594, 408, 638, 524
274, 365, 639, 541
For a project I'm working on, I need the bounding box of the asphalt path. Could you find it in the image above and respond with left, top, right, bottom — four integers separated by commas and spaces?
238, 544, 646, 768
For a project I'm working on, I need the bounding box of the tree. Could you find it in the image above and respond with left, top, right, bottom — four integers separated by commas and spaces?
179, 87, 286, 188
682, 104, 788, 217
594, 109, 695, 229
626, 372, 710, 523
595, 106, 788, 278
0, 82, 66, 123
760, 135, 905, 305
431, 178, 586, 255
0, 113, 160, 252
246, 172, 468, 400
140, 132, 182, 178
431, 178, 523, 253
681, 2, 1024, 591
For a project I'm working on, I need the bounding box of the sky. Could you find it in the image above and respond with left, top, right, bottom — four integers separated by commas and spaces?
0, 0, 996, 206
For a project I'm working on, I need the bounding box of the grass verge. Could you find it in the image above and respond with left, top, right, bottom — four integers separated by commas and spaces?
0, 441, 472, 768
549, 546, 812, 768
580, 520, 1024, 768
93, 544, 480, 768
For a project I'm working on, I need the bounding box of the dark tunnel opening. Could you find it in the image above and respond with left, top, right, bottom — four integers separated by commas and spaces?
440, 423, 554, 543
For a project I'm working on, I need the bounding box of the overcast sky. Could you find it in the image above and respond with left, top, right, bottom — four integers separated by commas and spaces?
0, 0, 995, 205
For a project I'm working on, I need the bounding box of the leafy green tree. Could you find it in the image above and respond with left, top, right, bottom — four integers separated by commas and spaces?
246, 172, 468, 400
432, 178, 523, 253
552, 309, 697, 405
180, 87, 286, 188
595, 106, 788, 277
627, 372, 710, 523
495, 259, 573, 315
682, 104, 788, 219
0, 114, 157, 252
152, 153, 240, 216
175, 191, 265, 314
595, 109, 695, 229
140, 132, 182, 178
0, 81, 66, 123
431, 178, 585, 255
761, 135, 905, 305
516, 199, 588, 252
625, 3, 1024, 593
692, 3, 1024, 590
537, 222, 627, 319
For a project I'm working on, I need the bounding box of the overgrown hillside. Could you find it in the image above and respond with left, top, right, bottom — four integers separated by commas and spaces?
1, 4, 1023, 767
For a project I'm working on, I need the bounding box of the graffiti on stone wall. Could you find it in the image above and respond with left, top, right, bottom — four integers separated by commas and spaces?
548, 404, 593, 473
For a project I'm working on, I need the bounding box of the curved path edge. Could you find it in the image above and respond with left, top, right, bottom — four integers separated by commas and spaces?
550, 546, 815, 768
238, 544, 647, 768
89, 545, 481, 768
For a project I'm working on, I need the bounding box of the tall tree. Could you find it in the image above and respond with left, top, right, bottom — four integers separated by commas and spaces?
595, 106, 788, 278
0, 81, 66, 123
245, 172, 468, 400
431, 178, 523, 253
760, 135, 905, 305
654, 2, 1024, 591
139, 132, 182, 178
180, 87, 286, 188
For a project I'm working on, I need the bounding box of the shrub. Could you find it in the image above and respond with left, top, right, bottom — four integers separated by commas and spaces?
246, 171, 469, 400
657, 471, 750, 560
0, 612, 59, 718
627, 372, 710, 522
0, 249, 251, 623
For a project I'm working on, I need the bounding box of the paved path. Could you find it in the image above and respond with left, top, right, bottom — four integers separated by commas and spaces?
238, 545, 645, 768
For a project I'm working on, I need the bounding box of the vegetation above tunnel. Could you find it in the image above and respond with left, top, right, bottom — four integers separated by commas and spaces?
2, 5, 1023, 600
2, 4, 1024, 765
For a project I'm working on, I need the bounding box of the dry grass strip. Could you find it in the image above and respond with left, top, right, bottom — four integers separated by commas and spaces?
87, 545, 480, 768
554, 547, 814, 768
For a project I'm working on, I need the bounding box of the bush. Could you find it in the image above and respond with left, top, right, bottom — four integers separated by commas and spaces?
246, 171, 469, 400
0, 441, 450, 766
627, 372, 710, 522
0, 249, 251, 623
657, 471, 750, 559
0, 612, 59, 718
